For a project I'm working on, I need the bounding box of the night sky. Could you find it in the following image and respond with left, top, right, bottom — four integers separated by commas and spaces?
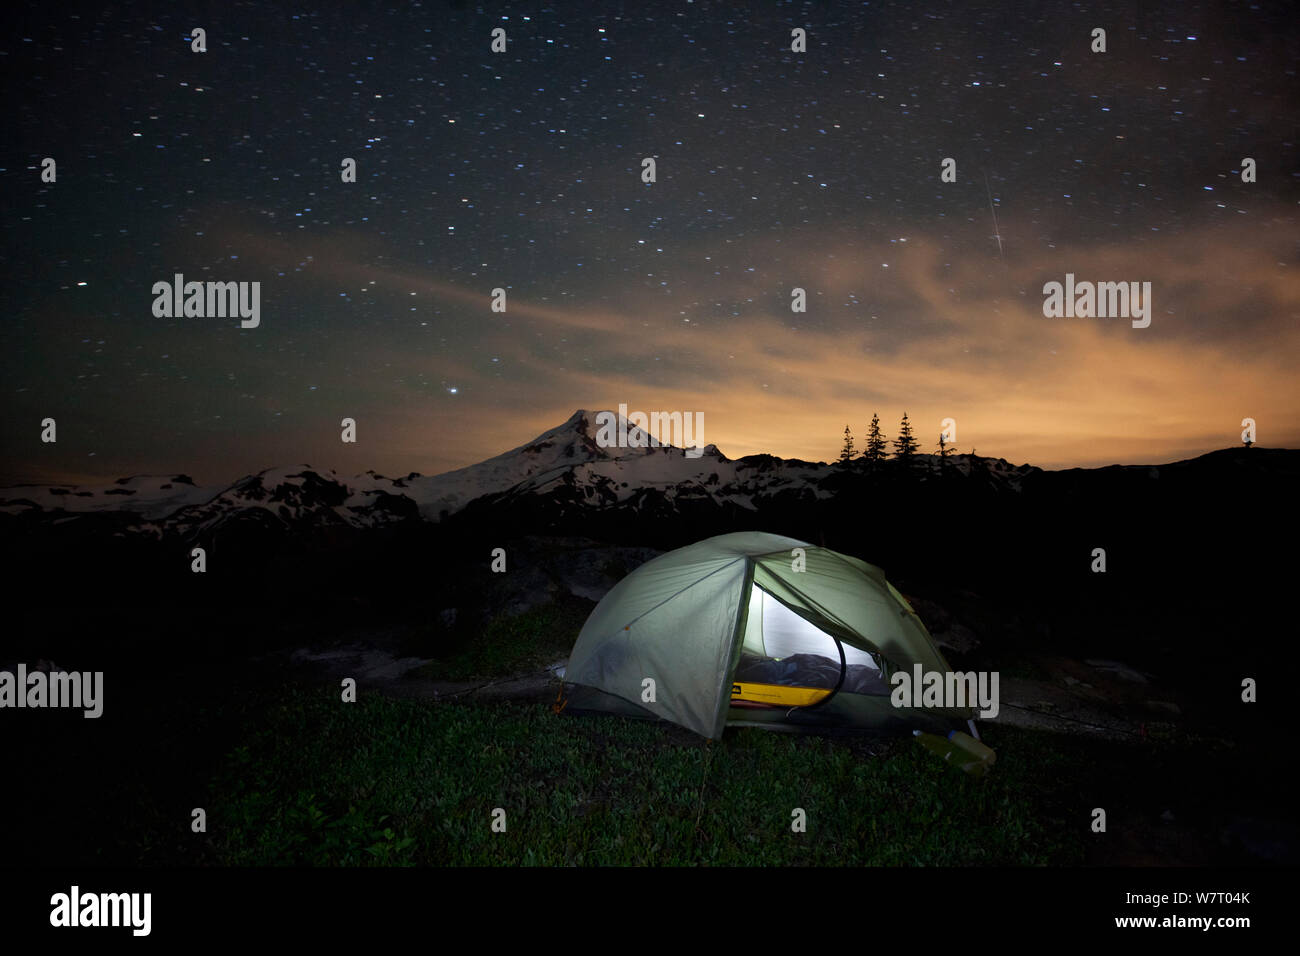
4, 1, 1297, 486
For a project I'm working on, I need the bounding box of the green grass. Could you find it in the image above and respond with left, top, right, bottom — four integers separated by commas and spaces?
204, 687, 1093, 866
408, 599, 589, 681
15, 587, 1263, 869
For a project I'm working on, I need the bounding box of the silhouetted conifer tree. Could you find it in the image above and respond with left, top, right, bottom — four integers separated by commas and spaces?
865, 413, 888, 466
839, 425, 855, 463
894, 412, 919, 467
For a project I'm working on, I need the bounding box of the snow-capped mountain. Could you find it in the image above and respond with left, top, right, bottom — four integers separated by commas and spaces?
0, 409, 1038, 538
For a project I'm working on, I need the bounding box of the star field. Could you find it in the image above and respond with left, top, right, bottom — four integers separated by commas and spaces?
3, 1, 1297, 483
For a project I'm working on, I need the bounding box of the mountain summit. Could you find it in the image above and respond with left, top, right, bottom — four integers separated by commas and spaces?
0, 409, 1052, 537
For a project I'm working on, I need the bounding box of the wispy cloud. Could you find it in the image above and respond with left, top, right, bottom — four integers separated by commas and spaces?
230, 216, 1296, 473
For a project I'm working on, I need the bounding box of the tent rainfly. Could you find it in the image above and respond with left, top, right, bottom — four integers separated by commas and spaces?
560, 532, 977, 740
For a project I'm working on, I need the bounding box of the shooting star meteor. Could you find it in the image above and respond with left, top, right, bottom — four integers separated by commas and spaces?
985, 170, 1004, 259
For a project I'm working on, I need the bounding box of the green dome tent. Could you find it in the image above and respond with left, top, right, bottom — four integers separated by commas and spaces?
561, 531, 977, 741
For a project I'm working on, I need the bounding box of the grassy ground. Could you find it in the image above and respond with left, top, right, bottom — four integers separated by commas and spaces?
14, 597, 1267, 867
406, 597, 590, 681
194, 687, 1087, 866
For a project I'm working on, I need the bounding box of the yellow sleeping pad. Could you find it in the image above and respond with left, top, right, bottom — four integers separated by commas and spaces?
730, 681, 832, 707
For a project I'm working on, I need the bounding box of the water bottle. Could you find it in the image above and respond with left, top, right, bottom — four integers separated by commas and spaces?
913, 729, 996, 776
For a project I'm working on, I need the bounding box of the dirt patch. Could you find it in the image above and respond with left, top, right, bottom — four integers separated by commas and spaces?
992, 655, 1183, 741
286, 642, 563, 703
